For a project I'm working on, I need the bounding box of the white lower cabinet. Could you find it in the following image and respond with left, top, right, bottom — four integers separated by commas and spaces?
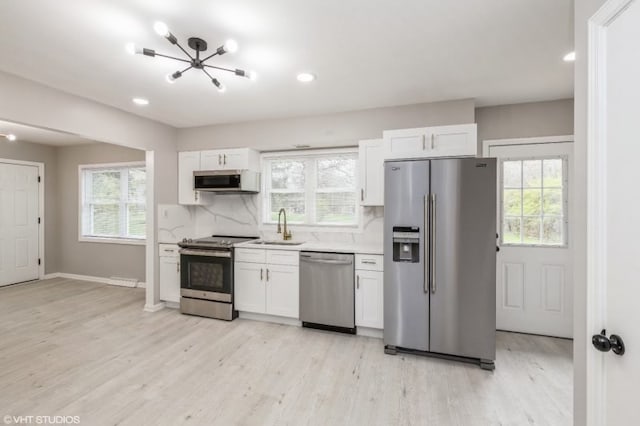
234, 249, 299, 319
355, 254, 384, 329
159, 244, 180, 304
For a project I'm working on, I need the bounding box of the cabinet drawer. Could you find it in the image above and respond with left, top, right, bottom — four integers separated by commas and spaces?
159, 244, 180, 258
355, 254, 383, 271
235, 248, 266, 264
266, 250, 299, 266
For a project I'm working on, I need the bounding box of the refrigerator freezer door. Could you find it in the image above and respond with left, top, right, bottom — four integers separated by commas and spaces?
428, 158, 497, 361
383, 160, 430, 351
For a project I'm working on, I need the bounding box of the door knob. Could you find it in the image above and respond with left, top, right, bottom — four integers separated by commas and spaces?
592, 329, 625, 356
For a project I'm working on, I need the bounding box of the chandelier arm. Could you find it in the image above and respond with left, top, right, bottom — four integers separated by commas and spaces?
154, 52, 191, 64
180, 65, 194, 74
201, 68, 216, 80
203, 64, 236, 74
174, 42, 195, 61
200, 52, 219, 63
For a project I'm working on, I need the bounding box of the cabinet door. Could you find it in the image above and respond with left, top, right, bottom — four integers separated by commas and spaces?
265, 264, 299, 318
159, 256, 180, 303
178, 151, 204, 205
234, 262, 266, 313
358, 139, 385, 206
383, 127, 428, 159
200, 150, 224, 170
355, 270, 384, 329
427, 124, 477, 157
218, 149, 247, 170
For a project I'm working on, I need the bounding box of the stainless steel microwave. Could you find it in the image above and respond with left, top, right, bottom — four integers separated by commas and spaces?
193, 170, 260, 193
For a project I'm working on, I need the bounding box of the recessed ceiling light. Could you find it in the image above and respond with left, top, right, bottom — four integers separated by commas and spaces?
563, 51, 576, 62
297, 72, 316, 83
132, 97, 149, 106
294, 144, 311, 149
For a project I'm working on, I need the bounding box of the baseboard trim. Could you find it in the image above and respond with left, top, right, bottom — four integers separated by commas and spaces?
357, 326, 383, 339
238, 311, 302, 327
42, 272, 146, 289
144, 302, 166, 312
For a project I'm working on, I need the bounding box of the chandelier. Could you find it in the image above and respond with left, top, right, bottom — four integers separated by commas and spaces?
127, 22, 256, 92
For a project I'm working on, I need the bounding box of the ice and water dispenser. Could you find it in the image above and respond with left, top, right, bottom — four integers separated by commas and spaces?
392, 226, 420, 263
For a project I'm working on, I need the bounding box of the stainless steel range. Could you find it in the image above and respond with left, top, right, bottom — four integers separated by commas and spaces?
178, 235, 257, 320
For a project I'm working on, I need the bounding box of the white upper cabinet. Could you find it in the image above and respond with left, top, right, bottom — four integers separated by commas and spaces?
178, 151, 207, 205
200, 148, 260, 171
383, 123, 477, 159
358, 139, 385, 206
428, 124, 478, 157
383, 127, 429, 159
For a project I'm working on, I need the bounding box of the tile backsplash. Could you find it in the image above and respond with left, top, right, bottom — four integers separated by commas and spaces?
158, 195, 383, 245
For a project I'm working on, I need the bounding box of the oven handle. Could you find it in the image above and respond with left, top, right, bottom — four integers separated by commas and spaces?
179, 249, 231, 258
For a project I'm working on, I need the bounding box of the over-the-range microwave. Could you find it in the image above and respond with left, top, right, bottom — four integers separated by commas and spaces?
193, 170, 260, 193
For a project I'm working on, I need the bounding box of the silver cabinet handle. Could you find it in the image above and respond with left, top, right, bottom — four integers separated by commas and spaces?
177, 262, 180, 273
195, 191, 199, 201
361, 188, 364, 202
431, 134, 435, 150
424, 195, 429, 293
422, 134, 426, 150
430, 193, 437, 294
361, 259, 376, 265
266, 268, 270, 281
260, 268, 263, 281
218, 154, 222, 165
223, 154, 227, 165
357, 274, 360, 289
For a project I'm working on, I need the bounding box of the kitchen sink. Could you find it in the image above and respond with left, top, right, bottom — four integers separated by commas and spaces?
249, 240, 304, 246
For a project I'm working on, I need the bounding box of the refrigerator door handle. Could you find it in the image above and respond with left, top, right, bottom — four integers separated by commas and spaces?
424, 195, 429, 293
430, 193, 437, 294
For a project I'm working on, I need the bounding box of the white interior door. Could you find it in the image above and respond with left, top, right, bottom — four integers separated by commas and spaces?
587, 0, 640, 423
488, 141, 573, 338
0, 162, 40, 286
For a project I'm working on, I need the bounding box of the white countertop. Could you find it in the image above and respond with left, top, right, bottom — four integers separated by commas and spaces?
234, 240, 383, 255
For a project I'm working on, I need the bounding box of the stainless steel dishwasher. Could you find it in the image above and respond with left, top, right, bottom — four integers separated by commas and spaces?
299, 251, 355, 334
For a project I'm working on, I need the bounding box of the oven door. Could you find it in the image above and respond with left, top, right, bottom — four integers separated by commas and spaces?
180, 249, 232, 303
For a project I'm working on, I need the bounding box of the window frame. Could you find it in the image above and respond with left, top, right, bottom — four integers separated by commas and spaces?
499, 155, 569, 248
78, 161, 147, 245
261, 148, 360, 229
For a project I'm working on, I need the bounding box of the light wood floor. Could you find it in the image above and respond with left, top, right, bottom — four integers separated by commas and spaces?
0, 278, 572, 426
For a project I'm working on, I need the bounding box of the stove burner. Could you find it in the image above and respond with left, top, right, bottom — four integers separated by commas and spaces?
178, 235, 258, 249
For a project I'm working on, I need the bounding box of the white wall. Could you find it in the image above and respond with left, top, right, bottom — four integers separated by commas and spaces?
574, 1, 606, 425
177, 99, 475, 151
476, 99, 574, 149
0, 70, 178, 307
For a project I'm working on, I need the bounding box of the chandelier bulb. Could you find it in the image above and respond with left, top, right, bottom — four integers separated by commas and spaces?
153, 21, 170, 37
223, 39, 238, 54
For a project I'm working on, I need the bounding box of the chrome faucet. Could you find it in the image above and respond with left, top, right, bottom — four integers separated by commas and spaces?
277, 208, 292, 240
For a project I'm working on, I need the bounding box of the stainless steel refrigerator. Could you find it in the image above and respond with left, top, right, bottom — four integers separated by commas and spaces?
383, 157, 497, 370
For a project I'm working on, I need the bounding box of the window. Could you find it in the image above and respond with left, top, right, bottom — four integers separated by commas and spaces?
79, 163, 146, 243
501, 157, 567, 246
263, 150, 358, 226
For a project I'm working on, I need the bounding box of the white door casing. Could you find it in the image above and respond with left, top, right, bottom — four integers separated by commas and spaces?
484, 138, 574, 338
0, 161, 40, 286
587, 0, 640, 424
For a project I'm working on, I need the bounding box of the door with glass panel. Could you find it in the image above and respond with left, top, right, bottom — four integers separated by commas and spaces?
488, 141, 573, 338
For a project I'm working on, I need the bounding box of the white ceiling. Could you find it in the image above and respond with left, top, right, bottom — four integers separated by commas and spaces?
0, 0, 574, 128
0, 120, 95, 146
